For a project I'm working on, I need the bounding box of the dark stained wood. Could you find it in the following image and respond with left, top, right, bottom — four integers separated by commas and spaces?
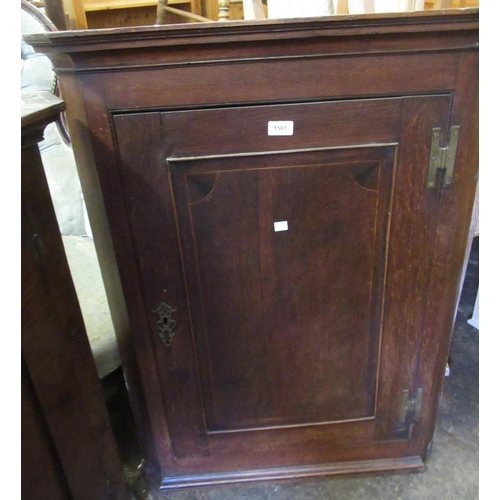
374, 95, 452, 441
411, 50, 480, 457
22, 360, 71, 500
60, 76, 174, 481
168, 146, 394, 432
44, 0, 69, 30
100, 52, 461, 111
21, 91, 131, 500
21, 92, 65, 131
25, 9, 479, 490
159, 455, 424, 489
161, 99, 403, 157
24, 9, 479, 52
113, 112, 208, 462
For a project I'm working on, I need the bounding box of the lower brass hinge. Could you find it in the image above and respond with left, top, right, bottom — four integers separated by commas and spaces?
399, 388, 423, 424
427, 126, 460, 189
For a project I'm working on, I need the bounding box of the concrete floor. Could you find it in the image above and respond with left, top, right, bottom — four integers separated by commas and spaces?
106, 238, 479, 500
63, 235, 122, 379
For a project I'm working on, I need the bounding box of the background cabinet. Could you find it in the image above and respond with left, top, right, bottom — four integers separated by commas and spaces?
62, 0, 203, 28
21, 92, 130, 500
25, 8, 479, 491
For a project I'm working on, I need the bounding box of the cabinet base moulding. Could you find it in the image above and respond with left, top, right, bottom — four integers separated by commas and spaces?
152, 457, 425, 489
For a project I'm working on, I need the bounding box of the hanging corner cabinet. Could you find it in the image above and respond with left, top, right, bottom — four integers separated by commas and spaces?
25, 8, 479, 491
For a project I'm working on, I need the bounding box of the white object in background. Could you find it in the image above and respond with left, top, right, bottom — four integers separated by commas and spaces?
374, 0, 425, 12
267, 0, 335, 19
243, 0, 266, 19
347, 0, 375, 14
347, 0, 424, 14
467, 288, 479, 329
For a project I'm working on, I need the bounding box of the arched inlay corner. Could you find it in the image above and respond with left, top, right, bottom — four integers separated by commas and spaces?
186, 172, 218, 204
349, 162, 380, 191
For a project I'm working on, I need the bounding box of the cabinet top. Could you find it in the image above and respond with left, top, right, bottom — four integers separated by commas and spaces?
24, 9, 478, 54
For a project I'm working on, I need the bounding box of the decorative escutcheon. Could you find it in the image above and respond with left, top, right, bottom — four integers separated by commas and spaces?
152, 302, 178, 347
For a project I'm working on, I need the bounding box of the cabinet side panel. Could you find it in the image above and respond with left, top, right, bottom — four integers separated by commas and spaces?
413, 51, 479, 455
375, 95, 452, 440
69, 74, 175, 478
21, 137, 129, 499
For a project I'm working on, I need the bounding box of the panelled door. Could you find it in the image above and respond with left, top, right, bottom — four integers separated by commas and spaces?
113, 95, 452, 473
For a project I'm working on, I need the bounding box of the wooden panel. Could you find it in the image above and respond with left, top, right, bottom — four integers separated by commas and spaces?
113, 94, 452, 474
112, 112, 209, 461
425, 1, 479, 8
69, 0, 203, 29
374, 95, 451, 441
104, 53, 459, 110
84, 0, 158, 9
64, 0, 88, 29
85, 6, 158, 28
162, 98, 402, 158
412, 51, 479, 456
170, 147, 395, 431
21, 92, 130, 499
160, 455, 423, 489
257, 156, 385, 426
67, 73, 179, 482
22, 362, 70, 500
178, 167, 266, 431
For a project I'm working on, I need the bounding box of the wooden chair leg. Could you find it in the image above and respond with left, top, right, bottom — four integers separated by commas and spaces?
157, 0, 212, 24
219, 0, 230, 20
156, 0, 167, 24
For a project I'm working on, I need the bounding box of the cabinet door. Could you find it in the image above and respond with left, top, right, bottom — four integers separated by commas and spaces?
170, 146, 392, 433
113, 95, 451, 473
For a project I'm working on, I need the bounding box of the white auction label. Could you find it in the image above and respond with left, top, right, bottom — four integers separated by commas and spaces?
268, 121, 294, 136
274, 221, 289, 232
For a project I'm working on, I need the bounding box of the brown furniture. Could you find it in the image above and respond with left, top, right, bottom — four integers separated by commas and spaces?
21, 91, 131, 500
63, 0, 204, 29
156, 0, 209, 24
25, 9, 479, 491
425, 0, 479, 8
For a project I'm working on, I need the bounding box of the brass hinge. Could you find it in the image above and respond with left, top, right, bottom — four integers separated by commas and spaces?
399, 388, 423, 424
427, 125, 460, 189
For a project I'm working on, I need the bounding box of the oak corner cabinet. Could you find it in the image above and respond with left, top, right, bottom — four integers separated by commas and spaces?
25, 9, 479, 491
